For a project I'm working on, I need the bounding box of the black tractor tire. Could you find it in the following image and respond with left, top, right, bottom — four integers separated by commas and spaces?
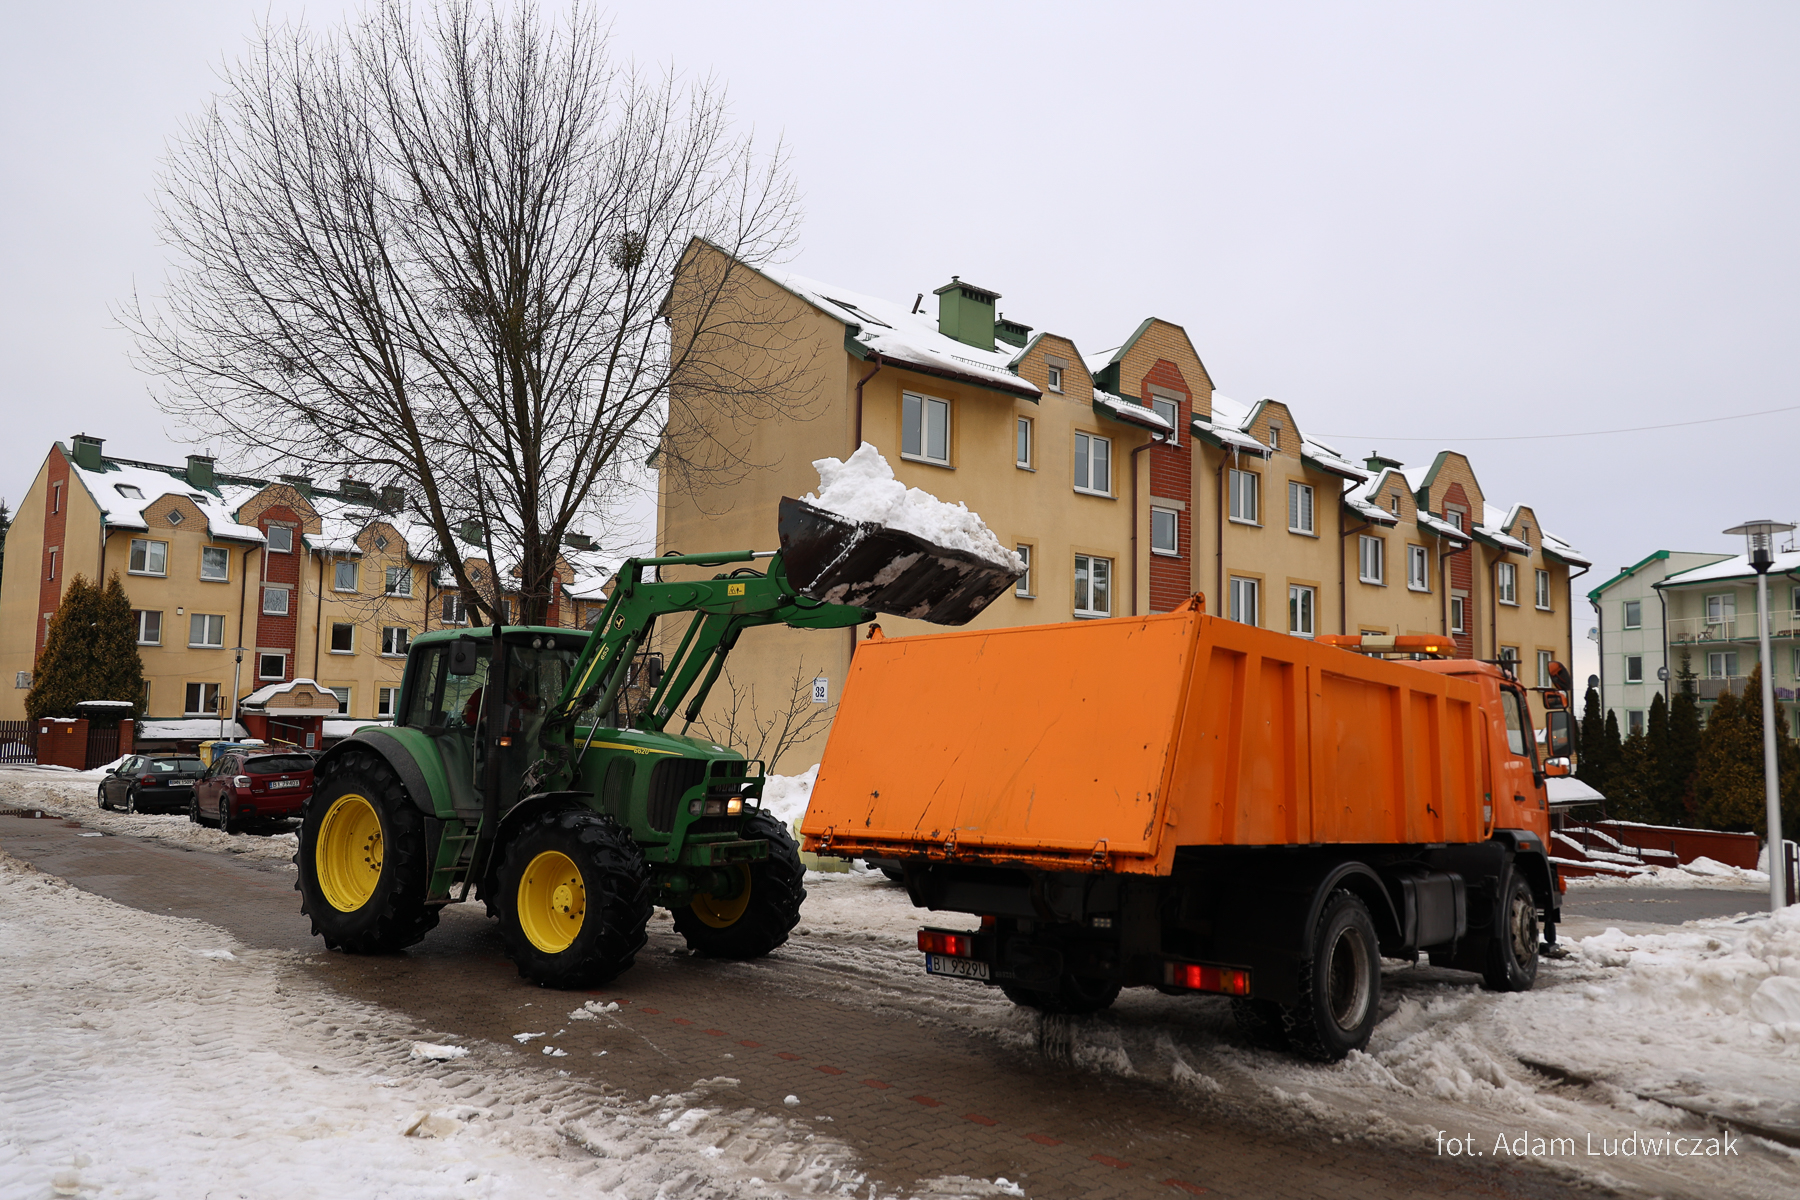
1284, 889, 1382, 1062
295, 750, 439, 954
672, 808, 806, 960
494, 808, 652, 989
1482, 871, 1540, 993
1230, 996, 1291, 1050
1001, 974, 1121, 1016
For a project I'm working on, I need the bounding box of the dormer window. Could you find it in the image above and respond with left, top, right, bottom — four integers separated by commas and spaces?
1046, 365, 1063, 393
167, 509, 185, 526
1268, 423, 1281, 451
1389, 493, 1400, 515
115, 484, 143, 499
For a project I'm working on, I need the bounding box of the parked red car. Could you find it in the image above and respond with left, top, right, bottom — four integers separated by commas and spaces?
191, 750, 315, 832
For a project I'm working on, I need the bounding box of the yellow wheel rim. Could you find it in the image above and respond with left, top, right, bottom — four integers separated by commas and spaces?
518, 851, 586, 954
316, 794, 383, 913
691, 865, 753, 929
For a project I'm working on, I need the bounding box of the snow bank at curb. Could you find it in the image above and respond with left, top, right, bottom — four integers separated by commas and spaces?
804, 444, 1023, 571
1567, 855, 1771, 891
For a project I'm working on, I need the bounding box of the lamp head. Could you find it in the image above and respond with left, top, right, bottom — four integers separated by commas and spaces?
1723, 520, 1793, 574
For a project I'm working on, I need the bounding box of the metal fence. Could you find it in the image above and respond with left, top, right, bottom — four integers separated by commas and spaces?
0, 720, 37, 764
84, 726, 120, 770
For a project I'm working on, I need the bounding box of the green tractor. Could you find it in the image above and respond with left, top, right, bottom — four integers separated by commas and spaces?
294, 499, 1018, 988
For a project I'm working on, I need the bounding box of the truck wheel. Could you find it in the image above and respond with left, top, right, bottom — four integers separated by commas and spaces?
1285, 889, 1381, 1062
1482, 873, 1540, 993
1002, 975, 1121, 1016
1229, 997, 1290, 1050
295, 751, 440, 954
496, 809, 651, 989
672, 808, 805, 959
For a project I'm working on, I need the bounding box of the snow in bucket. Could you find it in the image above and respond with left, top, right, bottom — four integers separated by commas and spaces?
804, 443, 1024, 572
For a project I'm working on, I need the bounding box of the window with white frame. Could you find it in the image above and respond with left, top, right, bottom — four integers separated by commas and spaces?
1358, 535, 1384, 584
1267, 422, 1281, 451
1288, 584, 1316, 637
1623, 599, 1642, 629
381, 626, 410, 656
1287, 481, 1314, 534
1407, 544, 1429, 591
133, 610, 162, 646
184, 682, 221, 715
46, 548, 57, 581
1705, 593, 1735, 625
200, 547, 230, 582
334, 560, 358, 592
1708, 651, 1738, 678
329, 687, 350, 715
1229, 576, 1259, 625
901, 392, 950, 465
266, 526, 293, 553
1073, 432, 1111, 495
331, 623, 354, 653
1015, 545, 1033, 597
385, 566, 413, 597
262, 587, 289, 616
1537, 650, 1553, 688
1451, 594, 1466, 633
1625, 655, 1643, 683
1016, 417, 1032, 468
188, 613, 225, 647
1496, 561, 1518, 604
1046, 364, 1063, 393
1535, 568, 1551, 610
1073, 554, 1111, 617
441, 594, 466, 624
1445, 506, 1466, 532
258, 653, 286, 681
1628, 710, 1645, 737
378, 686, 398, 717
1228, 469, 1258, 523
128, 538, 168, 576
1150, 396, 1178, 435
1150, 507, 1178, 556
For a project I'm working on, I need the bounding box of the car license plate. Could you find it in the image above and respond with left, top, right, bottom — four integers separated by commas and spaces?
268, 779, 301, 789
169, 777, 195, 784
925, 953, 989, 981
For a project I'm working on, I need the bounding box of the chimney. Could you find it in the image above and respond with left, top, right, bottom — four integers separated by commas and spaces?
458, 519, 486, 546
932, 276, 1000, 352
338, 478, 374, 501
279, 474, 314, 499
70, 433, 105, 472
379, 485, 405, 512
563, 531, 594, 551
993, 313, 1033, 349
1363, 452, 1404, 474
185, 454, 216, 490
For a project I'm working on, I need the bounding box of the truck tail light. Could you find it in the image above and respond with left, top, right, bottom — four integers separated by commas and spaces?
917, 930, 974, 958
1165, 962, 1251, 996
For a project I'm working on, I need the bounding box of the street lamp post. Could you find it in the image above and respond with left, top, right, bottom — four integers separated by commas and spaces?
1723, 521, 1794, 912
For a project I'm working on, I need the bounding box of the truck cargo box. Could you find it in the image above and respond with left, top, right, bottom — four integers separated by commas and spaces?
801, 599, 1495, 874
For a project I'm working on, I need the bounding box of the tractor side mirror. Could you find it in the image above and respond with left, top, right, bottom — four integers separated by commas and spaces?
448, 639, 480, 676
1546, 709, 1574, 758
644, 655, 665, 688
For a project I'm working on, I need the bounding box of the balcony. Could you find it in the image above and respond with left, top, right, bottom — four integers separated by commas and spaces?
1695, 675, 1750, 700
1666, 610, 1800, 645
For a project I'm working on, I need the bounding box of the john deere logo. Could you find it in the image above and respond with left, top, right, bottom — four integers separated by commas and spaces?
727, 583, 746, 597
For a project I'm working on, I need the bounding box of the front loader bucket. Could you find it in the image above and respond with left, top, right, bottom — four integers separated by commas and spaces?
778, 497, 1022, 626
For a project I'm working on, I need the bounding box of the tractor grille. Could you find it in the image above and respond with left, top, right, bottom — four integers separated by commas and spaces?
647, 758, 706, 833
686, 815, 743, 838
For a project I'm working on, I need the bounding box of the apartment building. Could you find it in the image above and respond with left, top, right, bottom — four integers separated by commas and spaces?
658, 242, 1589, 764
0, 436, 616, 724
1654, 546, 1800, 731
1586, 550, 1734, 734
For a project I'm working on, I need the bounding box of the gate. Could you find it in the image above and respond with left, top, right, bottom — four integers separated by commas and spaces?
85, 724, 120, 770
0, 720, 37, 764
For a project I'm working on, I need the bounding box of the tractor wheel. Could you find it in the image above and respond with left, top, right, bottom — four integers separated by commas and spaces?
1001, 974, 1121, 1016
295, 750, 439, 954
1481, 872, 1540, 993
1283, 889, 1382, 1062
671, 808, 806, 960
495, 809, 651, 989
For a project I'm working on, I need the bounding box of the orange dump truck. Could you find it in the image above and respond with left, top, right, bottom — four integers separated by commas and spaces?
800, 597, 1577, 1060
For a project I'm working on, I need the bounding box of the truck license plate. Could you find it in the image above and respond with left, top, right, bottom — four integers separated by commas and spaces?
268, 779, 301, 789
925, 954, 989, 981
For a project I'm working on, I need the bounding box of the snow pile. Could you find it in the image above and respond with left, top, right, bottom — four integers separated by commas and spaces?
761, 764, 819, 826
1568, 855, 1771, 891
804, 445, 1024, 572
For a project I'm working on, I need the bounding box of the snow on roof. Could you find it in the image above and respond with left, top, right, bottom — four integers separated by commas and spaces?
1344, 470, 1403, 526
1539, 528, 1590, 567
1300, 439, 1369, 481
304, 494, 440, 561
563, 546, 621, 602
1660, 545, 1800, 587
761, 269, 1040, 400
239, 678, 335, 708
1189, 395, 1267, 455
138, 719, 250, 740
1093, 391, 1173, 433
68, 456, 265, 543
1417, 511, 1471, 542
325, 718, 391, 738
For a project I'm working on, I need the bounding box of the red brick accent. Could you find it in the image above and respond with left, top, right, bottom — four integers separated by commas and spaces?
670, 1017, 694, 1025
1026, 1133, 1063, 1146
777, 1051, 801, 1060
737, 1039, 762, 1047
1142, 360, 1193, 614
1090, 1153, 1132, 1169
911, 1095, 943, 1107
37, 447, 70, 659
34, 718, 88, 769
814, 1064, 845, 1075
1445, 483, 1475, 656
119, 719, 134, 757
964, 1113, 999, 1126
255, 505, 303, 682
862, 1079, 892, 1089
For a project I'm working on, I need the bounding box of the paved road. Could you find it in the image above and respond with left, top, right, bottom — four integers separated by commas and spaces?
1560, 886, 1769, 927
1, 812, 1604, 1200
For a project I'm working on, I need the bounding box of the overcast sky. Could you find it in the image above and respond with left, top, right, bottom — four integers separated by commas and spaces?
6, 2, 1799, 684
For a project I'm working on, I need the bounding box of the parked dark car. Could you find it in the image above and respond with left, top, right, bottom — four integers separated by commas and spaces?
192, 750, 315, 831
98, 756, 206, 814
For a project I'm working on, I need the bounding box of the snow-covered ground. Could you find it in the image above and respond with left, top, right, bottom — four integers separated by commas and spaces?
6, 764, 1800, 1198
